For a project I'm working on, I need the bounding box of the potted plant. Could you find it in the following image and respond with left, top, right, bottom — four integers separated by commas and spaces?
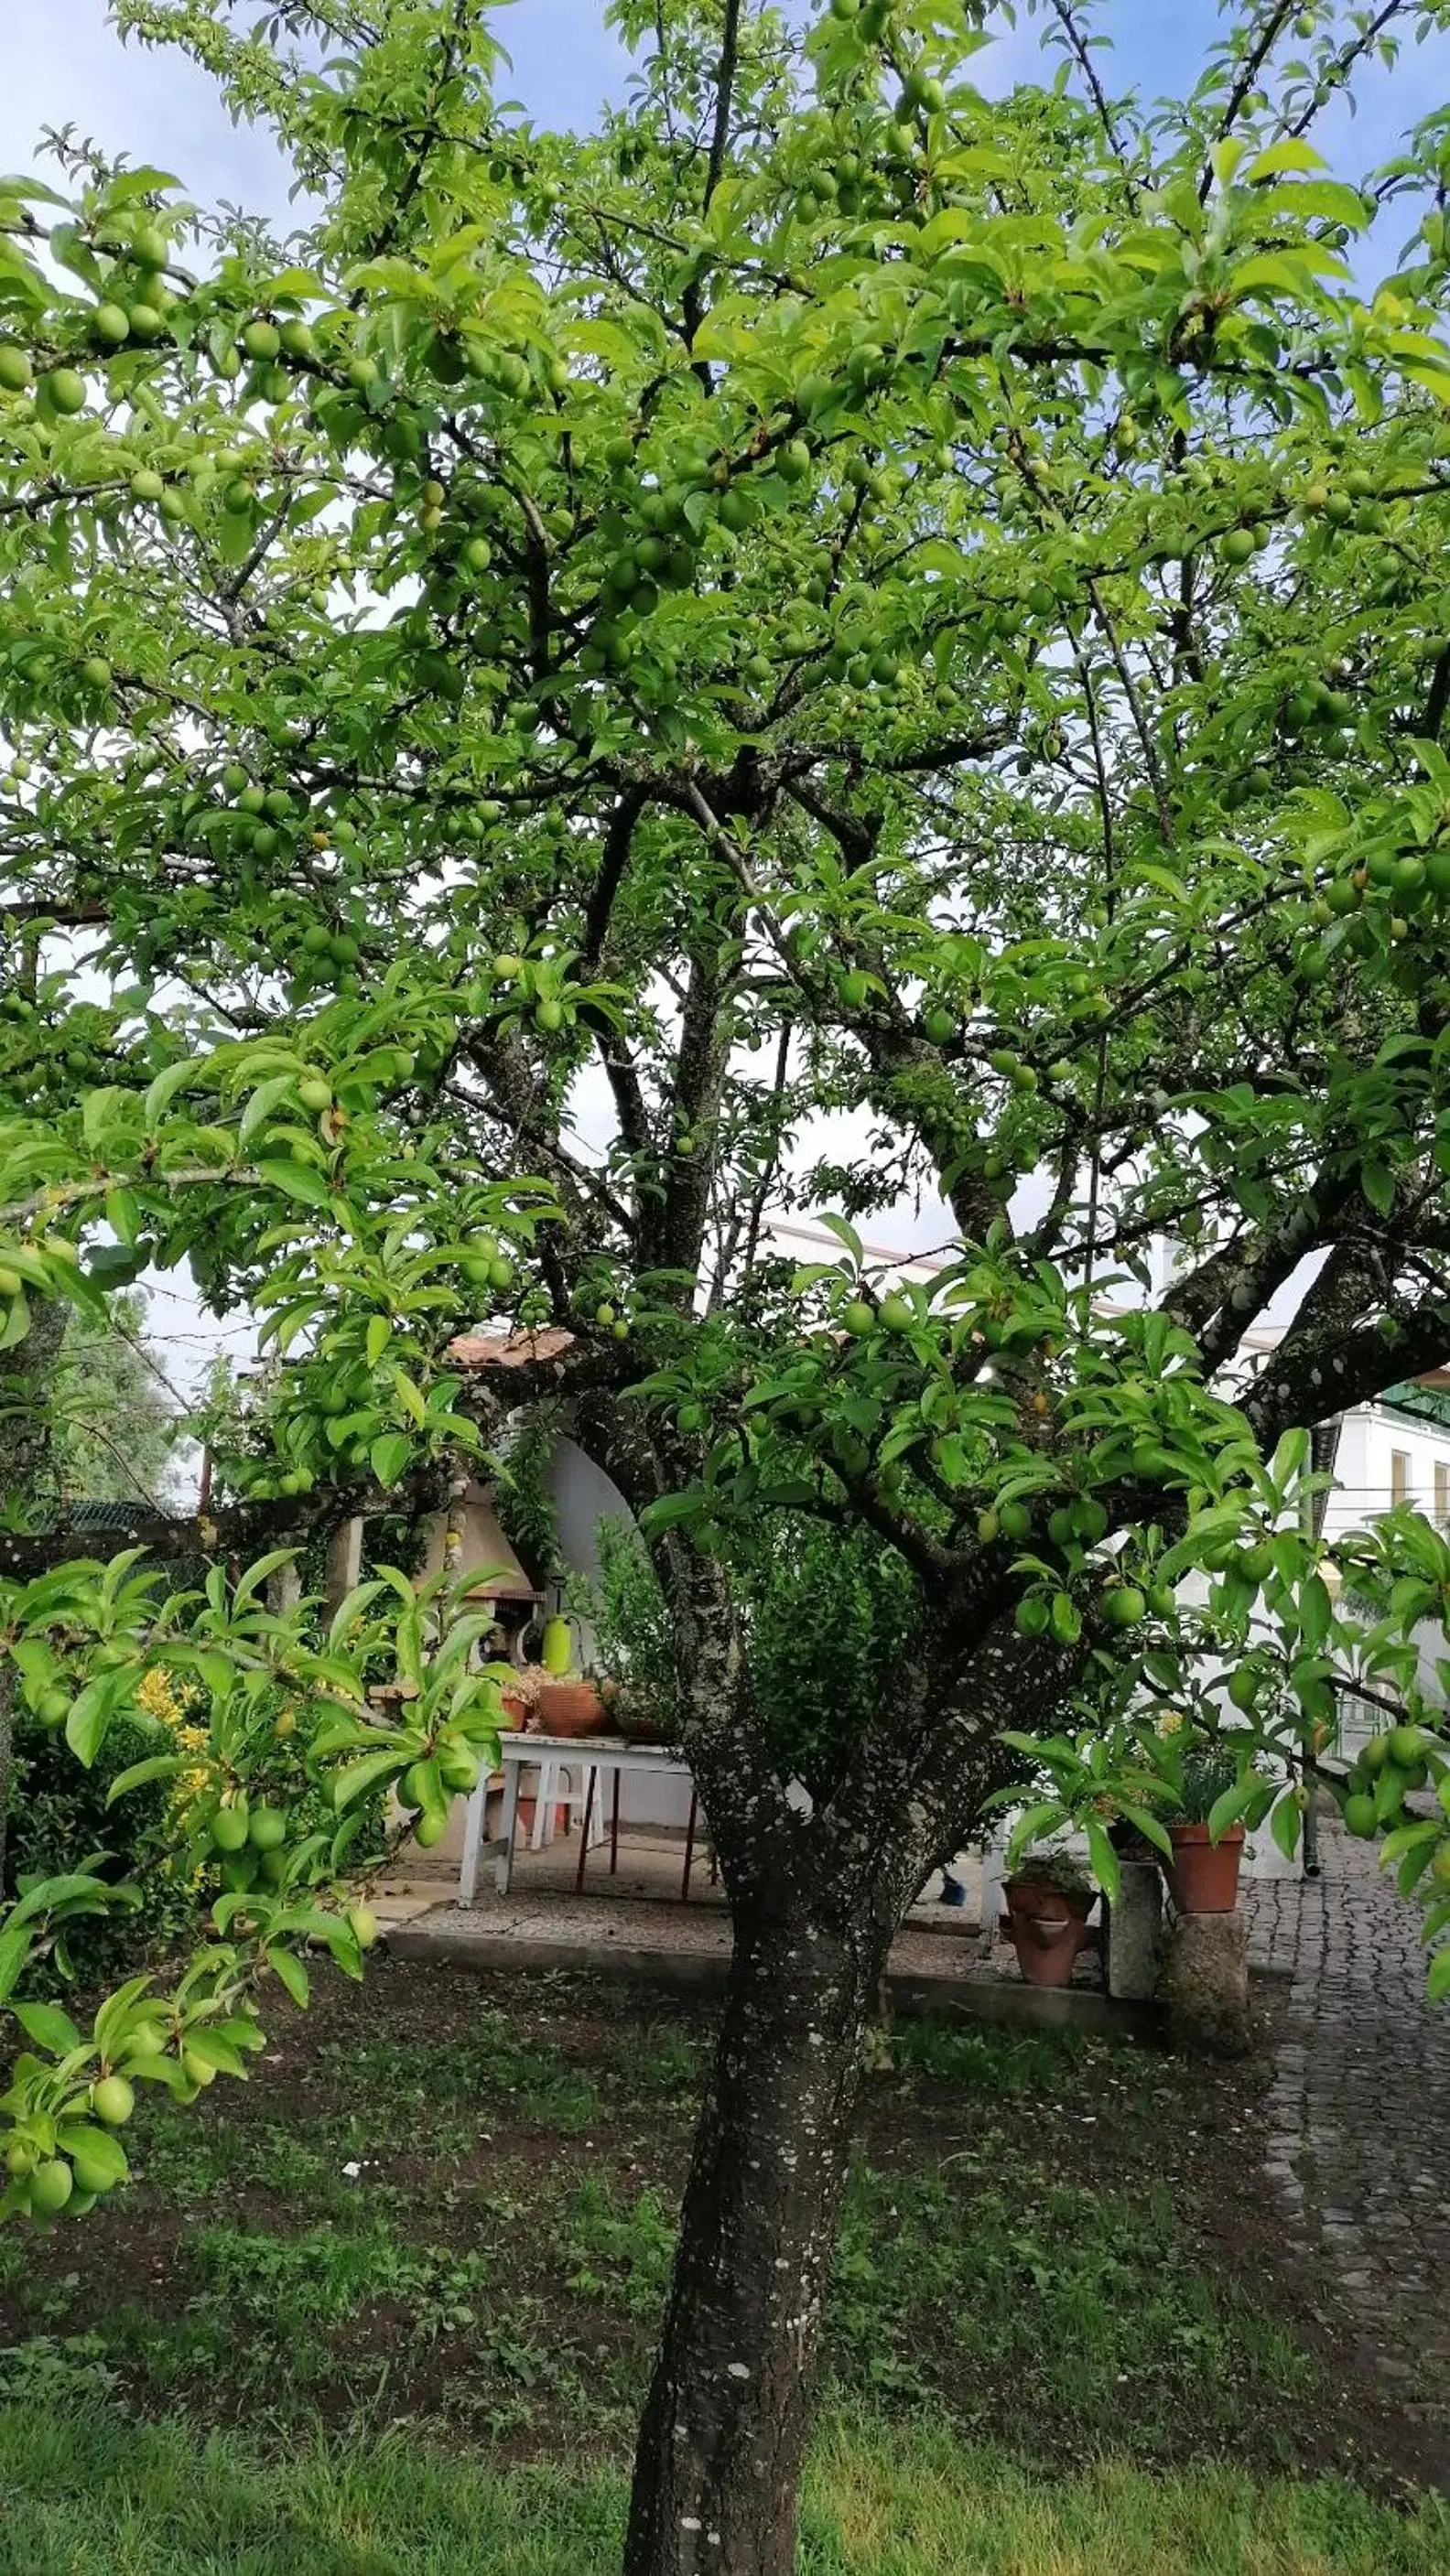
568, 1519, 684, 1746
495, 1654, 604, 1752
1162, 1734, 1250, 1914
600, 1676, 672, 1745
1001, 1846, 1097, 1989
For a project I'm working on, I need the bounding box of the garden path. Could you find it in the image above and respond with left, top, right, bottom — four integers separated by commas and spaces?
1247, 1812, 1450, 2469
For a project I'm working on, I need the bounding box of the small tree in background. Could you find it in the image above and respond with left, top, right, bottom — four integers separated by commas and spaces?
49, 1289, 181, 1506
5, 4, 1450, 2569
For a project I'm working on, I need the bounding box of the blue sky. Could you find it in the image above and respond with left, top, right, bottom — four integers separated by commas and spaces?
4, 5, 1446, 225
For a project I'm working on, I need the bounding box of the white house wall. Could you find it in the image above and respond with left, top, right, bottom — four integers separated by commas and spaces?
544, 1436, 695, 1830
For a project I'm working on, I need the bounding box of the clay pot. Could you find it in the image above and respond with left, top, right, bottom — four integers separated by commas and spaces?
1165, 1823, 1244, 1916
1002, 1876, 1096, 1989
533, 1680, 606, 1740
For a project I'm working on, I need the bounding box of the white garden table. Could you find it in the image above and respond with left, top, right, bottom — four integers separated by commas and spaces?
457, 1730, 703, 1905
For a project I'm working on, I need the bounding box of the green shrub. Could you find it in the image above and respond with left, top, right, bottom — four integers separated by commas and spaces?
5, 1705, 194, 1984
576, 1512, 920, 1795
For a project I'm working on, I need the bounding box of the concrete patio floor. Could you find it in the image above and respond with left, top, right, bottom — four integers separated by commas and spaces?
373, 1827, 1154, 2035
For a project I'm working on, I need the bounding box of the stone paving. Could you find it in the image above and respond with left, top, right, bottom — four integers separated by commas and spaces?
1245, 1810, 1450, 2448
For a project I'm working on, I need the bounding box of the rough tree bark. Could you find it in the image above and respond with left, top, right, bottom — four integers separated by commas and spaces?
623, 1890, 893, 2576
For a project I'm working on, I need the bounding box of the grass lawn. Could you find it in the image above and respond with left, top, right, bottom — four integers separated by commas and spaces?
1, 1959, 1445, 2571
4, 2406, 1449, 2576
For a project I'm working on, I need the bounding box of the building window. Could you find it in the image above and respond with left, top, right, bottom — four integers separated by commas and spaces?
1437, 1461, 1450, 1526
1390, 1449, 1412, 1506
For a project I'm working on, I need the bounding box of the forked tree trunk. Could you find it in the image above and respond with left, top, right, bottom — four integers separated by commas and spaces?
622, 1895, 889, 2576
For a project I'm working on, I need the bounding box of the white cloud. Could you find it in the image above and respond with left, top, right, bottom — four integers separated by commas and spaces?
1, 2, 293, 220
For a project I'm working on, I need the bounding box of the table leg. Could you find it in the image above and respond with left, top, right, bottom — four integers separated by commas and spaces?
496, 1756, 523, 1896
575, 1765, 596, 1894
611, 1765, 622, 1876
682, 1789, 698, 1902
459, 1771, 488, 1907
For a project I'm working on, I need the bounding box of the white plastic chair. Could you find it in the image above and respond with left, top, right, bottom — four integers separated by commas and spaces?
528, 1758, 608, 1853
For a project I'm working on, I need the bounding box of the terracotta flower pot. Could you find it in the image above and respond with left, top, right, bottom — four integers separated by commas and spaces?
1002, 1877, 1095, 1989
1165, 1822, 1244, 1915
533, 1680, 607, 1739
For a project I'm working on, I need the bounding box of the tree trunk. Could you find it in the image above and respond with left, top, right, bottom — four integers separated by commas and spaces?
623, 1897, 886, 2576
0, 1296, 68, 1892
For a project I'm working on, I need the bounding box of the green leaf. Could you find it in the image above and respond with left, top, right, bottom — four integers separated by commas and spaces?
219, 508, 254, 567
816, 1212, 863, 1268
1246, 140, 1327, 181
1085, 1817, 1120, 1902
370, 1432, 412, 1489
1270, 1790, 1304, 1861
254, 1159, 336, 1211
1119, 1804, 1173, 1859
66, 1668, 133, 1767
1207, 1779, 1254, 1842
240, 1072, 302, 1149
103, 1188, 142, 1245
1004, 1800, 1066, 1864
81, 1086, 135, 1152
1270, 1428, 1309, 1491
56, 2123, 129, 2187
233, 1547, 302, 1610
106, 1753, 187, 1805
10, 1999, 81, 2054
142, 1058, 200, 1131
0, 1924, 33, 2008
1428, 1945, 1450, 2008
267, 1946, 310, 2008
1298, 1575, 1332, 1652
181, 2027, 249, 2078
331, 1748, 405, 1809
389, 1369, 427, 1428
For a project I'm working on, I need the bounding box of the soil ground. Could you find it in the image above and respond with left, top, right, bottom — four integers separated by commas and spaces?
1, 1953, 1442, 2504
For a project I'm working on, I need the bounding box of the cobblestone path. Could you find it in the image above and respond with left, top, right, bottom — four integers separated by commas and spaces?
1246, 1813, 1450, 2462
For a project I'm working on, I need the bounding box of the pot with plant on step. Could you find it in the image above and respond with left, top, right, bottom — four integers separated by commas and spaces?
1001, 1847, 1097, 1988
1160, 1726, 1251, 1915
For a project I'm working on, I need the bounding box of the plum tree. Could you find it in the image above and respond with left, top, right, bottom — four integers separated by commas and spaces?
5, 3, 1450, 2571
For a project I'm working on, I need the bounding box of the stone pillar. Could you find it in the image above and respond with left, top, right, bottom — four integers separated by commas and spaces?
323, 1515, 363, 1619
1157, 1909, 1252, 2056
1106, 1859, 1163, 2000
265, 1559, 302, 1616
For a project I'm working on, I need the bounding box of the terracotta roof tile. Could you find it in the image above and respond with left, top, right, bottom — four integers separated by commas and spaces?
448, 1325, 578, 1370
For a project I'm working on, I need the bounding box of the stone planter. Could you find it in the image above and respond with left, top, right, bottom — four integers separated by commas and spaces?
1105, 1859, 1163, 2001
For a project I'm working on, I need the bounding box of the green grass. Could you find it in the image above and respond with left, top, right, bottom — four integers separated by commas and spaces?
1, 1969, 1441, 2559
1, 2402, 1445, 2576
0, 2101, 1313, 2462
826, 2157, 1313, 2457
316, 2008, 606, 2135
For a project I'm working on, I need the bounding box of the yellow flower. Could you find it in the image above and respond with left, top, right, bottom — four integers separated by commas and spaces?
1157, 1709, 1187, 1738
